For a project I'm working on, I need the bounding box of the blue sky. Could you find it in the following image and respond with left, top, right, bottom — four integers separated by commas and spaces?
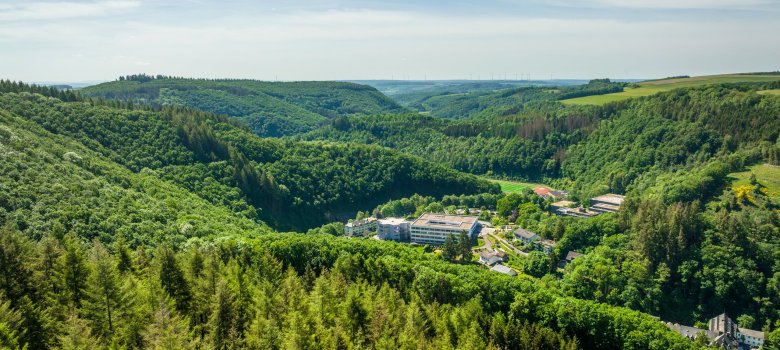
1, 0, 779, 82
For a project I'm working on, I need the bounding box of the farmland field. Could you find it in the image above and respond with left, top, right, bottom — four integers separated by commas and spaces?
561, 74, 780, 105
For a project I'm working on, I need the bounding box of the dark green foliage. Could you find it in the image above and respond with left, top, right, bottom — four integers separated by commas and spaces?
81, 77, 406, 137
0, 91, 496, 231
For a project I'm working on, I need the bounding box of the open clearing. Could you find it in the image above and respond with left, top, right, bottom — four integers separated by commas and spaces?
561, 74, 780, 105
483, 177, 545, 193
758, 89, 780, 96
730, 164, 780, 200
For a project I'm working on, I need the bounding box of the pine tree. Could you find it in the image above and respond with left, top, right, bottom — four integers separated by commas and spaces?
458, 231, 472, 262
58, 313, 101, 350
442, 235, 459, 262
0, 297, 22, 349
114, 236, 134, 274
61, 233, 89, 307
143, 303, 194, 350
158, 246, 192, 314
84, 240, 125, 339
208, 280, 238, 350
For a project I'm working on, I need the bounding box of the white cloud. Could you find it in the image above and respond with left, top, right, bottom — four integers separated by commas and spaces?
547, 0, 776, 9
0, 7, 778, 81
0, 0, 140, 21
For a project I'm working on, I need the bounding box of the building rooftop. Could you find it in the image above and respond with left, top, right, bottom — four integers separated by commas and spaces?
550, 190, 568, 198
551, 200, 576, 208
514, 228, 539, 239
666, 322, 714, 340
539, 239, 557, 247
591, 193, 625, 206
345, 217, 376, 227
591, 203, 620, 211
565, 251, 584, 261
739, 327, 764, 339
377, 217, 408, 225
491, 264, 517, 276
412, 213, 478, 230
533, 186, 551, 196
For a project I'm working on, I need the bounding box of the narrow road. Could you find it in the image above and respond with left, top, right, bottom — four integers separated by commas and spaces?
488, 232, 528, 257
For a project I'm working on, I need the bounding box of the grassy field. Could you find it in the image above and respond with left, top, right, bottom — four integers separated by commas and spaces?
561, 74, 780, 105
483, 177, 545, 193
758, 89, 780, 96
730, 164, 780, 200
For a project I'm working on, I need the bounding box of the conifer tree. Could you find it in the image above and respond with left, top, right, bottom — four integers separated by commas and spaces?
158, 246, 192, 314
62, 233, 89, 307
84, 240, 124, 339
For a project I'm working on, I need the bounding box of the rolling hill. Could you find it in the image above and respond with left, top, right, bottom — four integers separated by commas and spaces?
561, 73, 780, 105
80, 75, 406, 137
0, 82, 497, 231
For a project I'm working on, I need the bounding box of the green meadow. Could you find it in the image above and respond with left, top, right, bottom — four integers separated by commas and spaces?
730, 164, 780, 200
482, 177, 545, 193
561, 74, 780, 105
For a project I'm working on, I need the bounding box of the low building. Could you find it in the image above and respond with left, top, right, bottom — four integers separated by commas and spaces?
557, 251, 583, 269
550, 200, 576, 215
376, 217, 410, 242
665, 313, 763, 349
514, 228, 540, 244
410, 213, 479, 245
344, 217, 376, 237
490, 264, 517, 276
559, 206, 600, 218
537, 239, 557, 255
589, 194, 625, 213
550, 190, 568, 199
479, 250, 507, 266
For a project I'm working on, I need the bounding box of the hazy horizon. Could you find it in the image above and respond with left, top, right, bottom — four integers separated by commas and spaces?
2, 0, 779, 82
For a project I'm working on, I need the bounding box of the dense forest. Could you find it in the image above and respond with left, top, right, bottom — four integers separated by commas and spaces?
80, 75, 406, 137
3, 76, 780, 349
0, 82, 497, 231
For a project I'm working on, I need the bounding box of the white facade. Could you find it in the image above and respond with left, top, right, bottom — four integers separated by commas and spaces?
410, 213, 479, 245
377, 218, 410, 241
344, 217, 377, 237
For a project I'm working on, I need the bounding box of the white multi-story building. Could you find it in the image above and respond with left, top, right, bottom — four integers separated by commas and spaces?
344, 217, 377, 237
377, 217, 410, 241
410, 213, 479, 245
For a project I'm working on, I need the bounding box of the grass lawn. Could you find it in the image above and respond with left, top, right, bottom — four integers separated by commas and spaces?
730, 164, 780, 200
482, 177, 545, 193
561, 74, 780, 106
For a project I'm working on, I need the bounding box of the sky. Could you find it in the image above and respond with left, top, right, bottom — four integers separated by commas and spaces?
1, 0, 779, 82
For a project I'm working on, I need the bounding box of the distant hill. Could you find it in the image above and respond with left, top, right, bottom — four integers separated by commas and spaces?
80, 75, 406, 137
561, 73, 780, 105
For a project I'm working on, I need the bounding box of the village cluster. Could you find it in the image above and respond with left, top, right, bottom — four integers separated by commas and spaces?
343, 187, 625, 276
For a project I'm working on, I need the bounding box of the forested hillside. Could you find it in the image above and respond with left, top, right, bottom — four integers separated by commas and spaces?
399, 79, 625, 119
299, 82, 780, 199
80, 75, 406, 137
0, 82, 497, 231
0, 80, 711, 349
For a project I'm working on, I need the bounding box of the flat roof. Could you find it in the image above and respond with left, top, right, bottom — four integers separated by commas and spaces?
377, 217, 408, 225
491, 264, 517, 276
412, 213, 478, 230
590, 194, 625, 206
551, 200, 576, 207
345, 217, 376, 227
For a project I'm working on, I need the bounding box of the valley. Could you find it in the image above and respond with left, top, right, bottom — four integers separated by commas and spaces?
1, 72, 780, 349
